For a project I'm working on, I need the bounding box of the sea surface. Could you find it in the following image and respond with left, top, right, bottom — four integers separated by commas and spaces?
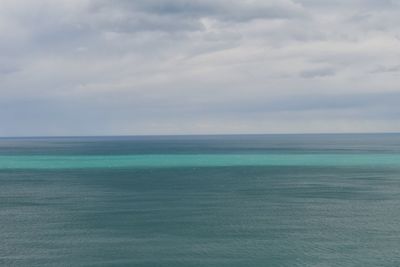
1, 134, 400, 266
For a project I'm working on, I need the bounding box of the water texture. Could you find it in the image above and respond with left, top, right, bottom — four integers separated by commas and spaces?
1, 134, 400, 266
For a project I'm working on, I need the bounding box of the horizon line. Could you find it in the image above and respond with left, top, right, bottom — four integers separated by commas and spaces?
0, 131, 399, 139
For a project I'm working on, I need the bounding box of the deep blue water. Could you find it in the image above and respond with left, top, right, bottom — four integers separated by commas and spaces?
1, 134, 400, 266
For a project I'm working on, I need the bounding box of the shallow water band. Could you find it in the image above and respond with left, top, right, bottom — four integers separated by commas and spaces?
0, 154, 400, 169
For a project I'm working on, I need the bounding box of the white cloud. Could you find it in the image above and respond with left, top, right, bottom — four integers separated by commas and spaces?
0, 0, 399, 136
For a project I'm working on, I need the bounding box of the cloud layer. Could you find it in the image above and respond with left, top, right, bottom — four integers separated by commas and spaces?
1, 0, 400, 136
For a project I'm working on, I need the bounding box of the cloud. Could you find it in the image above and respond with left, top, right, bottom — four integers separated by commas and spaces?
79, 0, 306, 36
103, 0, 304, 21
0, 0, 399, 136
300, 67, 336, 78
0, 66, 19, 76
370, 65, 400, 74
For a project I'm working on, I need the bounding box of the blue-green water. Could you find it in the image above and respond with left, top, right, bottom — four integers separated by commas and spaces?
1, 134, 400, 266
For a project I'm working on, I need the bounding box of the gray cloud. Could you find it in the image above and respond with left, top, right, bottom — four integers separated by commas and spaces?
0, 0, 400, 136
300, 67, 336, 78
104, 0, 304, 21
370, 65, 400, 74
83, 0, 305, 35
0, 66, 19, 76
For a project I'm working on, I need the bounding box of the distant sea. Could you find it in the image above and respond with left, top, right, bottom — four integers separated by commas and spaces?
1, 134, 400, 266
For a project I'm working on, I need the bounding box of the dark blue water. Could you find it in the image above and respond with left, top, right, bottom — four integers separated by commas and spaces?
1, 134, 400, 266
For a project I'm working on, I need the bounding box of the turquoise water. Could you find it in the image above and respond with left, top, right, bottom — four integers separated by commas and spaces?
1, 154, 400, 169
1, 134, 400, 266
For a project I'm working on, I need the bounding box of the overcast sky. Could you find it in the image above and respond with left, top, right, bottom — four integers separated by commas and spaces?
1, 0, 400, 136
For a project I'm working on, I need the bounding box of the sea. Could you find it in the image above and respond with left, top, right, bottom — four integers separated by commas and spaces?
1, 133, 400, 266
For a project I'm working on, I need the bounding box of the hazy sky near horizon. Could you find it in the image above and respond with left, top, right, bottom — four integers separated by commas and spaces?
1, 0, 400, 136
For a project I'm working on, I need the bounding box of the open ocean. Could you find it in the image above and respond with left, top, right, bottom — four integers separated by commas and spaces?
1, 134, 400, 266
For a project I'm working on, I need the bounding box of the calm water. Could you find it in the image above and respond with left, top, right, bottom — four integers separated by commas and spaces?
1, 134, 400, 266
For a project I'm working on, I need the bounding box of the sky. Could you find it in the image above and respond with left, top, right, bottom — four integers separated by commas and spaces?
1, 0, 400, 136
